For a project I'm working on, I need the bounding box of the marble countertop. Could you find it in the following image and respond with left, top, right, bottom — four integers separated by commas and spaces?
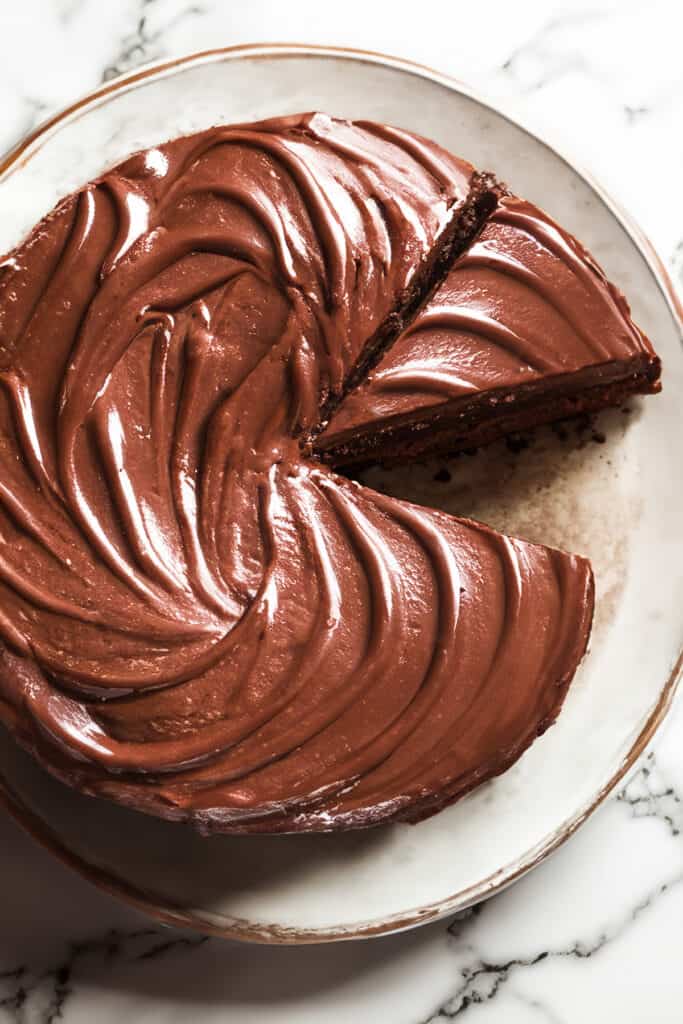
1, 1, 682, 1020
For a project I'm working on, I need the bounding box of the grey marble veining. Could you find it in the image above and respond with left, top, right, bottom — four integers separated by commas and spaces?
1, 2, 682, 1021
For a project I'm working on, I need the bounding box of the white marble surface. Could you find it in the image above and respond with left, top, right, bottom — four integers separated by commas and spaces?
0, 1, 682, 1020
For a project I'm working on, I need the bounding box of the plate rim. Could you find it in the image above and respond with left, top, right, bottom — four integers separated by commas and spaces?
0, 41, 682, 945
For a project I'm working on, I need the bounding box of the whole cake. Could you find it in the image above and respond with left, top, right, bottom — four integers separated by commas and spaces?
0, 114, 659, 833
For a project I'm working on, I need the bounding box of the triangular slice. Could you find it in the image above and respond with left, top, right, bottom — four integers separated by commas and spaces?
317, 195, 661, 466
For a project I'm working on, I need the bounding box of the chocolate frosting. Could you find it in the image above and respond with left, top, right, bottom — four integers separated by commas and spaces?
319, 196, 659, 451
0, 115, 596, 832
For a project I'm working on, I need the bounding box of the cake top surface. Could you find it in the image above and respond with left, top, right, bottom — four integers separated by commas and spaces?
0, 115, 614, 832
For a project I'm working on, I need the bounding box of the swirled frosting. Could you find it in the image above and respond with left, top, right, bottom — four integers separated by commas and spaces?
319, 196, 660, 462
0, 115, 599, 832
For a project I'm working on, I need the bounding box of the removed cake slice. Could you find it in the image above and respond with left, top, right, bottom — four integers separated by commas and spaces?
316, 195, 661, 466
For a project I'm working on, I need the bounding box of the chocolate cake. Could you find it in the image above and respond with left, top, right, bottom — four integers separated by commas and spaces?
317, 195, 660, 466
0, 113, 657, 834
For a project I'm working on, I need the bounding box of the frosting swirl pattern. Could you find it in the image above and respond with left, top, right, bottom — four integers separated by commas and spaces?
0, 115, 594, 832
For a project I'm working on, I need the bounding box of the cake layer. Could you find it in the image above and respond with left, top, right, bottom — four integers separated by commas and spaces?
317, 196, 661, 465
0, 116, 608, 833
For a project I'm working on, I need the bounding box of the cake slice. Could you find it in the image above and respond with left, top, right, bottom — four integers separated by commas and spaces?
316, 196, 661, 466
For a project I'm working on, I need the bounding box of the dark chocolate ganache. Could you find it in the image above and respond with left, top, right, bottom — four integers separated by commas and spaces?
0, 114, 600, 832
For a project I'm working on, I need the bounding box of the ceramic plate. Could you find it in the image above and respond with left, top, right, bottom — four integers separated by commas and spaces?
0, 45, 681, 944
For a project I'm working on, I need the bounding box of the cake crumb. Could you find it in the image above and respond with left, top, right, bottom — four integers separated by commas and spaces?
551, 422, 569, 442
505, 432, 531, 454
